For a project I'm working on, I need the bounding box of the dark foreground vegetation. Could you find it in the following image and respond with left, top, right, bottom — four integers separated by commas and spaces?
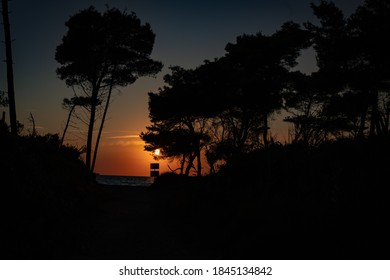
1, 0, 390, 260
2, 127, 390, 259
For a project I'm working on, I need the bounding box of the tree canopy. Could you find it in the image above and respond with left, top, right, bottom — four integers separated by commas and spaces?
56, 6, 162, 172
142, 22, 310, 175
142, 0, 390, 176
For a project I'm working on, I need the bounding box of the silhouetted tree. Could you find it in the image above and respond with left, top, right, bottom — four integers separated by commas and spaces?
56, 6, 162, 172
60, 96, 93, 146
28, 113, 37, 137
1, 0, 17, 135
141, 66, 209, 176
200, 22, 310, 158
142, 23, 310, 173
284, 72, 328, 145
91, 81, 113, 172
348, 0, 390, 136
141, 125, 205, 175
306, 0, 390, 138
303, 1, 355, 138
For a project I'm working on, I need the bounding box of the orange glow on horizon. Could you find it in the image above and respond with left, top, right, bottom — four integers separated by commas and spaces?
94, 139, 171, 176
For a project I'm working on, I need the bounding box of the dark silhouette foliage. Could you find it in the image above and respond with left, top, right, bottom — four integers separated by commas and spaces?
142, 22, 310, 173
56, 6, 162, 172
304, 0, 390, 138
60, 96, 97, 146
0, 129, 96, 258
4, 0, 390, 260
138, 1, 390, 258
141, 66, 209, 176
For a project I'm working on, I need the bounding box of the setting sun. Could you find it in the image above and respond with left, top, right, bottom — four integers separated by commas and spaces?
154, 149, 161, 156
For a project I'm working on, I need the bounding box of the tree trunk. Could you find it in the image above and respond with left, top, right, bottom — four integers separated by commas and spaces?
29, 112, 36, 137
2, 0, 17, 136
187, 121, 202, 176
86, 88, 98, 171
180, 154, 185, 175
357, 97, 368, 139
263, 113, 269, 148
369, 89, 380, 137
196, 149, 202, 177
185, 153, 196, 176
60, 103, 76, 146
207, 156, 215, 175
384, 102, 390, 134
91, 82, 114, 173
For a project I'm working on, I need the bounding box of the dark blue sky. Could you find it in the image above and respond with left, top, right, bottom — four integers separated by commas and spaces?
0, 0, 364, 175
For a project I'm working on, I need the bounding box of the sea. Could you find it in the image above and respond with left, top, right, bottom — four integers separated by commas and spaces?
96, 175, 155, 187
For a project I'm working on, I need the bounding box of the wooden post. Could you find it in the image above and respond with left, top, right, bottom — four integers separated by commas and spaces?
150, 163, 159, 177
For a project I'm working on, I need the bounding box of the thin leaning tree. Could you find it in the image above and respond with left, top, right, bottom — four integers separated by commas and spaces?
1, 0, 17, 135
55, 6, 162, 172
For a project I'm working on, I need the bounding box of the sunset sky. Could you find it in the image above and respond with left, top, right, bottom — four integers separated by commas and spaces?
0, 0, 362, 176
